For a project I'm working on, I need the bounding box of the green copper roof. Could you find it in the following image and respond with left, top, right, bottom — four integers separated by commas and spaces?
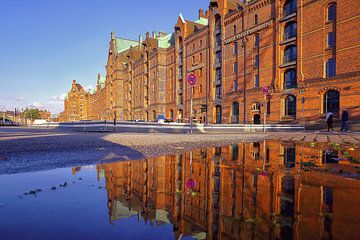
195, 17, 208, 26
157, 33, 175, 49
98, 76, 106, 85
115, 38, 139, 54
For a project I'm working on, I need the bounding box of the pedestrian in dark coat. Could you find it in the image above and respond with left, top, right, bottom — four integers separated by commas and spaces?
326, 112, 334, 132
341, 109, 349, 132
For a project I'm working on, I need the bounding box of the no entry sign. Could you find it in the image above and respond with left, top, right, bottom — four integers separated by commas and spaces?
187, 73, 197, 86
262, 86, 269, 95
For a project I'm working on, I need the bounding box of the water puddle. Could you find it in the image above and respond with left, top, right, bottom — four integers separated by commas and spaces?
1, 140, 360, 239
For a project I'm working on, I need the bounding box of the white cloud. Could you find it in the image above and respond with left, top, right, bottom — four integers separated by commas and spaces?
27, 102, 45, 109
85, 85, 95, 92
1, 96, 27, 101
51, 93, 67, 101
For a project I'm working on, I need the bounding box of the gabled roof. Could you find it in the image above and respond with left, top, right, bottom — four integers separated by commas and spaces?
114, 38, 139, 54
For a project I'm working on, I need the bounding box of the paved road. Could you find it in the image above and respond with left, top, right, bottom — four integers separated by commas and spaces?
0, 127, 359, 175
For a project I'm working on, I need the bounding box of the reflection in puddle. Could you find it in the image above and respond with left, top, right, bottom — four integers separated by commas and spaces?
1, 140, 360, 239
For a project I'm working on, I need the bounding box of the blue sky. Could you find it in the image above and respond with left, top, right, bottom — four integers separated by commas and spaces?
0, 0, 209, 114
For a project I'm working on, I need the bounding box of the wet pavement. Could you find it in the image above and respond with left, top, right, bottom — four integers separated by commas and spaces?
1, 140, 360, 239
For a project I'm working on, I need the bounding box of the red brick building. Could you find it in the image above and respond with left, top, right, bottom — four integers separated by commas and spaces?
62, 0, 360, 126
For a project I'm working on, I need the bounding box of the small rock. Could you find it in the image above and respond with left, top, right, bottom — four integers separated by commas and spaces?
59, 182, 68, 187
51, 186, 56, 190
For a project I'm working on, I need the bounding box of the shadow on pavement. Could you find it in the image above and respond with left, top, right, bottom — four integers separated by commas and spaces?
0, 128, 144, 175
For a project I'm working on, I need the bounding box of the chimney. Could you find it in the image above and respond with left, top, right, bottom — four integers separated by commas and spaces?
97, 73, 100, 80
139, 34, 143, 44
199, 9, 206, 19
152, 31, 157, 38
72, 80, 76, 85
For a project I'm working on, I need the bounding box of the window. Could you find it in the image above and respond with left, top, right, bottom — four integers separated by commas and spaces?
254, 74, 259, 87
216, 68, 222, 78
200, 53, 202, 61
216, 35, 222, 46
254, 14, 258, 24
198, 85, 202, 93
234, 42, 238, 55
284, 69, 297, 89
254, 34, 259, 48
198, 68, 202, 77
170, 68, 173, 77
284, 45, 297, 64
233, 62, 238, 73
233, 25, 237, 34
193, 43, 195, 51
283, 0, 297, 17
252, 103, 261, 111
192, 56, 195, 64
285, 95, 296, 116
323, 90, 339, 115
328, 4, 336, 21
284, 21, 297, 40
216, 105, 222, 124
254, 55, 259, 67
216, 85, 222, 98
234, 80, 238, 91
328, 32, 335, 48
326, 58, 336, 77
232, 102, 239, 123
284, 146, 296, 168
216, 51, 222, 62
267, 101, 271, 115
199, 39, 203, 48
231, 144, 239, 160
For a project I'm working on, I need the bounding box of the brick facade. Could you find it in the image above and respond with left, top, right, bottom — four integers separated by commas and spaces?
61, 0, 360, 126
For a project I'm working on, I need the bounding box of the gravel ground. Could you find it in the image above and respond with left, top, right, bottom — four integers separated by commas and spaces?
0, 127, 359, 174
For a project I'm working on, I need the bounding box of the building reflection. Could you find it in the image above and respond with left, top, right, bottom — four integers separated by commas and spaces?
97, 141, 360, 240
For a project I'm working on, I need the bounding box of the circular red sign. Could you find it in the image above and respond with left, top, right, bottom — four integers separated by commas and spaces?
187, 74, 197, 86
262, 86, 269, 95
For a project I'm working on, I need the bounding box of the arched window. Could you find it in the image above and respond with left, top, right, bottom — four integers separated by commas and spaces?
323, 90, 339, 115
326, 58, 336, 77
252, 103, 261, 111
285, 95, 296, 116
284, 45, 297, 64
232, 102, 239, 123
284, 21, 297, 40
283, 0, 297, 17
284, 69, 297, 89
328, 4, 336, 21
254, 14, 258, 24
233, 25, 237, 34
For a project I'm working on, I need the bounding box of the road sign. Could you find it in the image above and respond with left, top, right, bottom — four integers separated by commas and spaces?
262, 86, 269, 95
187, 73, 197, 86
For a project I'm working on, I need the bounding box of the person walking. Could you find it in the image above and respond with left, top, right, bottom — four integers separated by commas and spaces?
341, 109, 349, 132
326, 112, 334, 132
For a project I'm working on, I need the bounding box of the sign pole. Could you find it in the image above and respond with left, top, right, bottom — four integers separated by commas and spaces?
262, 86, 269, 133
302, 96, 305, 129
187, 73, 197, 134
264, 94, 266, 133
190, 86, 193, 134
